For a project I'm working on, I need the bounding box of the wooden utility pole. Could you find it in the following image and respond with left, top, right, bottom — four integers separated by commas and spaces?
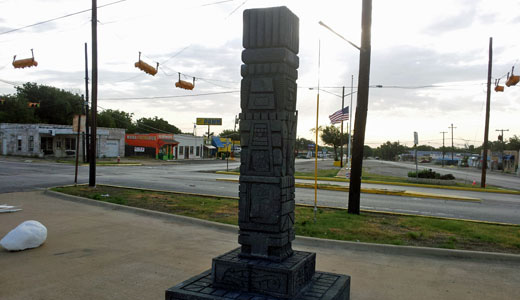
481, 37, 492, 188
89, 0, 98, 187
449, 123, 456, 162
348, 0, 372, 215
84, 42, 90, 163
440, 131, 447, 167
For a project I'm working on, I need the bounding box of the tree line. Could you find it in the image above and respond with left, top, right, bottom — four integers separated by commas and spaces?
0, 83, 181, 134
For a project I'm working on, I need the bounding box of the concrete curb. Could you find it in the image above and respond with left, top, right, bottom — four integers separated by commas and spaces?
216, 178, 480, 202
215, 170, 520, 195
45, 189, 520, 263
44, 189, 238, 235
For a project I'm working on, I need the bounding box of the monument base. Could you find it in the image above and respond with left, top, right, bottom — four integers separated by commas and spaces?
166, 270, 350, 300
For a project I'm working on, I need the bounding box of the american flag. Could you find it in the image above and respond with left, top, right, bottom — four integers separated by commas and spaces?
329, 106, 349, 124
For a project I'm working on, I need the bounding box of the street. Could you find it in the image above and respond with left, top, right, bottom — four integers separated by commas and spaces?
1, 158, 520, 224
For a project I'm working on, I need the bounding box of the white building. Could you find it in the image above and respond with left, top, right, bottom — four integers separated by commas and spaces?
0, 123, 125, 158
173, 134, 216, 159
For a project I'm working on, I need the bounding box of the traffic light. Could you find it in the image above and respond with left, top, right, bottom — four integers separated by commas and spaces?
27, 102, 40, 108
134, 52, 158, 76
498, 135, 503, 141
175, 72, 195, 90
0, 99, 5, 105
12, 49, 38, 69
505, 67, 519, 87
494, 79, 504, 92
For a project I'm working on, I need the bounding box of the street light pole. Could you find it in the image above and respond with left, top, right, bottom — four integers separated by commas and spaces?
440, 131, 447, 167
348, 0, 372, 215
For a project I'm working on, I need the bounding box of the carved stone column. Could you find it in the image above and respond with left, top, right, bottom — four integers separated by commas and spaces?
237, 6, 299, 262
166, 7, 350, 300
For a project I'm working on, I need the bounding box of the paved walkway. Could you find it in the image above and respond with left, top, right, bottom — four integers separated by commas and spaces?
0, 191, 519, 300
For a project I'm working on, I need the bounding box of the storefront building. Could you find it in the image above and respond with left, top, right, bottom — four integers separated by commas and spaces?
0, 123, 125, 158
125, 133, 179, 160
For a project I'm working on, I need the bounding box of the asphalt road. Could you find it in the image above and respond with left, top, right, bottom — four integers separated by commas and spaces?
364, 159, 520, 190
1, 158, 520, 224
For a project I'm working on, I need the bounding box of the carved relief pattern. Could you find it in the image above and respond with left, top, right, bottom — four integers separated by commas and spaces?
237, 6, 300, 262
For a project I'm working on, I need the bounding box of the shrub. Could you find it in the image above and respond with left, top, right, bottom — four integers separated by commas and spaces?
408, 169, 455, 180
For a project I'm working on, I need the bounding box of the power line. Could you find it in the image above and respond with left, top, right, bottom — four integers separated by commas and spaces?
98, 90, 239, 101
0, 0, 127, 36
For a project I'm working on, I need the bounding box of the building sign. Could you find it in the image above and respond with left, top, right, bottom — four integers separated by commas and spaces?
196, 118, 222, 126
126, 135, 157, 141
134, 147, 145, 152
158, 134, 174, 140
72, 115, 86, 133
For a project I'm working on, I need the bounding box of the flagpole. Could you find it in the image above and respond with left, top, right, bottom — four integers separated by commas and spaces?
314, 39, 321, 224
340, 86, 345, 167
347, 75, 354, 174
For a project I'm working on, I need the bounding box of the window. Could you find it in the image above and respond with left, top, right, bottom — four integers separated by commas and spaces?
65, 138, 76, 151
196, 146, 200, 156
17, 138, 22, 151
190, 146, 194, 154
179, 146, 184, 155
28, 136, 34, 152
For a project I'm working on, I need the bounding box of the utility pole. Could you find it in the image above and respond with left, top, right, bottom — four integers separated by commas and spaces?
440, 131, 447, 167
89, 0, 98, 187
84, 42, 90, 163
496, 128, 509, 171
348, 0, 372, 215
481, 37, 492, 188
449, 123, 456, 163
340, 86, 345, 167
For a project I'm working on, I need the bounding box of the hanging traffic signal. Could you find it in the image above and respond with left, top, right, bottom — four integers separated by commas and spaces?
27, 102, 40, 108
505, 67, 519, 87
13, 49, 38, 69
175, 72, 195, 90
494, 79, 504, 92
134, 52, 158, 76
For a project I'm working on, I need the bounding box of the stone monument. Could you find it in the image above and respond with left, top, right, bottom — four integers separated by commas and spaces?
166, 6, 350, 300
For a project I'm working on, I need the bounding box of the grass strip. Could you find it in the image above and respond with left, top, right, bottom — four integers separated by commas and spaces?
51, 185, 520, 254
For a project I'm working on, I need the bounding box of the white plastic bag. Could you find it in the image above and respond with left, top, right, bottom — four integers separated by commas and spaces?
0, 220, 47, 251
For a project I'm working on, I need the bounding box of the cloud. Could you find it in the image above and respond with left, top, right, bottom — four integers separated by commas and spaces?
422, 1, 477, 35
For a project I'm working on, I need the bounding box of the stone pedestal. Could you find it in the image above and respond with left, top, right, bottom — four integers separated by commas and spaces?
166, 6, 350, 300
166, 270, 350, 300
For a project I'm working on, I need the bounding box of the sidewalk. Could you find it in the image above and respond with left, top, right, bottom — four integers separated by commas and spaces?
1, 191, 519, 300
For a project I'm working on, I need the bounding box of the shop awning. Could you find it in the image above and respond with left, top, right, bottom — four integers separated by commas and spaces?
212, 137, 224, 148
161, 139, 179, 145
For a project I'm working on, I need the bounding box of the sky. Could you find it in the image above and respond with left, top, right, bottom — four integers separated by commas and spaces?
0, 0, 519, 149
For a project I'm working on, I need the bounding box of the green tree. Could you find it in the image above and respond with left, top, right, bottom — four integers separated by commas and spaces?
135, 116, 181, 134
376, 141, 408, 161
16, 82, 83, 124
220, 129, 240, 141
363, 145, 373, 158
506, 135, 520, 150
295, 137, 314, 152
319, 125, 349, 161
0, 95, 36, 123
97, 109, 136, 132
1, 82, 83, 125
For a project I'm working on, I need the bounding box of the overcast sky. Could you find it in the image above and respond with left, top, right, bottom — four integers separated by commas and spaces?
0, 0, 519, 148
